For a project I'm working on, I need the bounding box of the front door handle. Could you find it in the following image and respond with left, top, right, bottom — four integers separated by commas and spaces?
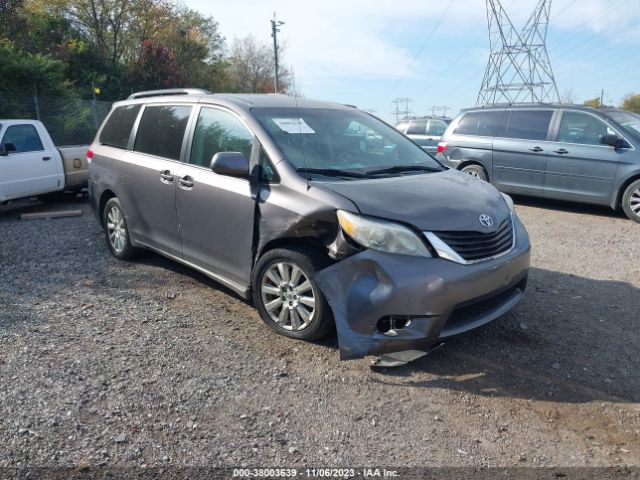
553, 148, 569, 155
178, 175, 194, 189
43, 156, 51, 161
159, 170, 174, 183
529, 146, 543, 152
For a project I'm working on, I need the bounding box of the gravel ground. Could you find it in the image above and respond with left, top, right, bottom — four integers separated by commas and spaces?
0, 194, 639, 473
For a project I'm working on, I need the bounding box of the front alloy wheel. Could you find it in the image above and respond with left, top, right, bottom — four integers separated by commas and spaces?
260, 261, 316, 331
622, 179, 640, 223
252, 247, 333, 341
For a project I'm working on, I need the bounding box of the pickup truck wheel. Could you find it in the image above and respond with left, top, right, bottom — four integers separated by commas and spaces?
252, 247, 333, 341
103, 198, 139, 260
622, 179, 640, 223
461, 164, 489, 182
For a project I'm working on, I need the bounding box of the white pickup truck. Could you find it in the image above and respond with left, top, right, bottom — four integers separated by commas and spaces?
0, 120, 89, 202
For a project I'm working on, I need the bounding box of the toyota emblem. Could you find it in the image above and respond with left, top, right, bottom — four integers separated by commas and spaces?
479, 214, 494, 228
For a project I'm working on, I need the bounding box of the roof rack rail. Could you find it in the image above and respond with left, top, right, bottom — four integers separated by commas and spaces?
127, 88, 210, 100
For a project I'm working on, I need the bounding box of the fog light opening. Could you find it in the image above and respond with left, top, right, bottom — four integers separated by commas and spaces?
377, 316, 412, 337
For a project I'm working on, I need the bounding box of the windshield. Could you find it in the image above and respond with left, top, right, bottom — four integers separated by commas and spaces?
253, 107, 443, 180
606, 110, 640, 134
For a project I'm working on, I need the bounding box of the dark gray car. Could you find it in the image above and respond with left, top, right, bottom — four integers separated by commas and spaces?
436, 105, 640, 222
88, 90, 530, 364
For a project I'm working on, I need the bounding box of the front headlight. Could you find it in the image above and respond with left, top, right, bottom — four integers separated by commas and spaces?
337, 210, 432, 257
501, 192, 515, 211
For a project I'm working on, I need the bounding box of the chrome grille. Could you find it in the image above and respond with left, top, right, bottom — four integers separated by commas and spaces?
434, 216, 514, 262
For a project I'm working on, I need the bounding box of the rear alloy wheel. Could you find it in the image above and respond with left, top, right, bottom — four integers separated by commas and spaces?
461, 164, 488, 182
103, 197, 140, 260
252, 248, 333, 341
622, 179, 640, 223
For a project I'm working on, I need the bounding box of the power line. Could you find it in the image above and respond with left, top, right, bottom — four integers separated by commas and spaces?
386, 0, 456, 100
412, 0, 523, 104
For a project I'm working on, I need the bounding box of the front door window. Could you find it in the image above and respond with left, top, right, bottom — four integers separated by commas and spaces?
557, 111, 615, 146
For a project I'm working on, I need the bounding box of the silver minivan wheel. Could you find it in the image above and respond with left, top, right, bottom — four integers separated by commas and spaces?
461, 164, 489, 182
260, 261, 316, 331
106, 205, 127, 253
630, 187, 640, 215
622, 179, 640, 223
102, 197, 140, 260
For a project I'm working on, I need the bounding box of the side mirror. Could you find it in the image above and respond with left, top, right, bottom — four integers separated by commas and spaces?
600, 134, 622, 148
210, 152, 250, 178
0, 143, 16, 156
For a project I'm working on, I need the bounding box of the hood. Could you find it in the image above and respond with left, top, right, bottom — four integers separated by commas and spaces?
318, 169, 511, 232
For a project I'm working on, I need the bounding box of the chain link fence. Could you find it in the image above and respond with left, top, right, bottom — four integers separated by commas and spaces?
0, 91, 113, 146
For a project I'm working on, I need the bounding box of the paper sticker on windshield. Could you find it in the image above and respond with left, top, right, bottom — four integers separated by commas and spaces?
272, 118, 315, 134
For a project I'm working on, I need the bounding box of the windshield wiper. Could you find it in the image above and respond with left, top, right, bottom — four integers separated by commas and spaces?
295, 167, 371, 179
366, 165, 442, 175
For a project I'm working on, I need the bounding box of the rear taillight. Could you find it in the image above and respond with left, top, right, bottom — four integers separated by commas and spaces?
436, 141, 448, 154
87, 149, 93, 164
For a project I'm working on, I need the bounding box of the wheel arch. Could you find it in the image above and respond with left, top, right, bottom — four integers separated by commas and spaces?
98, 189, 117, 226
255, 237, 330, 266
612, 172, 640, 210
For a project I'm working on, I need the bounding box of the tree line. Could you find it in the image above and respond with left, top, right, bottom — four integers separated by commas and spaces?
0, 0, 292, 101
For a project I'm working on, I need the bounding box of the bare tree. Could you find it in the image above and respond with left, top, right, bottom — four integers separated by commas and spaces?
561, 88, 575, 104
228, 35, 291, 93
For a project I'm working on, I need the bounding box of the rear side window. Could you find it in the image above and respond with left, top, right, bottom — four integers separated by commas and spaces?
1, 124, 43, 152
454, 111, 504, 137
190, 107, 254, 168
427, 120, 447, 136
395, 121, 409, 132
100, 105, 141, 148
134, 105, 192, 161
505, 110, 553, 141
406, 120, 427, 135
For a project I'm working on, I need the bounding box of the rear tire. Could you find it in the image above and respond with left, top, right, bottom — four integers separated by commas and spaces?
102, 197, 140, 260
252, 247, 333, 341
621, 179, 640, 223
461, 164, 489, 182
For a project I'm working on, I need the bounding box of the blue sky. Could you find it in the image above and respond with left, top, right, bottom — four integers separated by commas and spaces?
188, 0, 640, 122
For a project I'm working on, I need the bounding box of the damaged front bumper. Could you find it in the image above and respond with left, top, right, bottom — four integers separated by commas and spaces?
314, 216, 531, 360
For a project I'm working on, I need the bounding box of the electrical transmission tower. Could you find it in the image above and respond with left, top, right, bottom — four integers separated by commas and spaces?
477, 0, 560, 106
391, 98, 413, 121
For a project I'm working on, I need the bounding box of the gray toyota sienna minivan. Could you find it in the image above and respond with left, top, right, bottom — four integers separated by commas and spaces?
436, 105, 640, 222
88, 89, 530, 364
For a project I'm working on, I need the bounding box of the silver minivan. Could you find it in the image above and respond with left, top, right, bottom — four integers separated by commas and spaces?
88, 90, 531, 364
437, 105, 640, 222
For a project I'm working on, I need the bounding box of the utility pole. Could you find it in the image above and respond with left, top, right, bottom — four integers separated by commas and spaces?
270, 12, 285, 93
600, 89, 604, 108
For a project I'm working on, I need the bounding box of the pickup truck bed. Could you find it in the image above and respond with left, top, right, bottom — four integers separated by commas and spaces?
59, 146, 89, 190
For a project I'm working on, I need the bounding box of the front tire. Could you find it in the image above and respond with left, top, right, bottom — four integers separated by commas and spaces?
102, 197, 140, 260
461, 164, 489, 182
622, 179, 640, 223
252, 247, 333, 341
